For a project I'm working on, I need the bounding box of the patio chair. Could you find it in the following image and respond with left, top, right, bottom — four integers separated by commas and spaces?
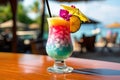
30, 40, 47, 55
111, 32, 118, 44
100, 32, 118, 52
79, 35, 96, 52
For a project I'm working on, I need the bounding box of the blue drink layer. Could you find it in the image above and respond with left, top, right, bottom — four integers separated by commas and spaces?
46, 44, 73, 60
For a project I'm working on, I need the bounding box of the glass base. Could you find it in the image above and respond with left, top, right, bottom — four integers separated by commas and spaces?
48, 66, 73, 74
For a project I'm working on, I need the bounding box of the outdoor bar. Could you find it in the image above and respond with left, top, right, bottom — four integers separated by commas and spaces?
0, 0, 120, 80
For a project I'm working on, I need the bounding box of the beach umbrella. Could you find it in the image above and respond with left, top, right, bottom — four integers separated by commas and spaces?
29, 23, 40, 29
106, 22, 120, 28
0, 20, 26, 28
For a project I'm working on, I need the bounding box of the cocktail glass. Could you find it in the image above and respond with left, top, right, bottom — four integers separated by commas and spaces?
46, 17, 73, 73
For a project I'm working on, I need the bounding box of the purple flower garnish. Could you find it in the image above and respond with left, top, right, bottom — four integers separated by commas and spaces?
59, 9, 72, 21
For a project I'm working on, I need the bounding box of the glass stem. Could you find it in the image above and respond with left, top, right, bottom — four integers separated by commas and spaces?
54, 60, 67, 69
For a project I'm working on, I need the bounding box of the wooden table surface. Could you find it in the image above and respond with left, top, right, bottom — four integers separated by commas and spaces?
0, 52, 120, 80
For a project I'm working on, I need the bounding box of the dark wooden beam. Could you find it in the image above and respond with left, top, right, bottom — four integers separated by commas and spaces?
9, 0, 18, 52
0, 0, 9, 5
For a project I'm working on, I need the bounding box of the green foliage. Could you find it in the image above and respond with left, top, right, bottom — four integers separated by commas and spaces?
17, 13, 34, 24
17, 3, 34, 24
30, 0, 40, 13
0, 1, 48, 32
0, 3, 34, 24
0, 4, 12, 22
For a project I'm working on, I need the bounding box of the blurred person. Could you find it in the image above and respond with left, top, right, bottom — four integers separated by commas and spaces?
112, 32, 118, 44
1, 29, 12, 40
106, 30, 113, 43
100, 30, 113, 52
1, 29, 12, 52
73, 36, 81, 52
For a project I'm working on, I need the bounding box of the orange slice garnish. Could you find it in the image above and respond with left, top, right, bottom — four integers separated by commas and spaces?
70, 15, 81, 33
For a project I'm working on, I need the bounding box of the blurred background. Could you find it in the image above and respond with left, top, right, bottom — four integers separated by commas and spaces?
0, 0, 120, 62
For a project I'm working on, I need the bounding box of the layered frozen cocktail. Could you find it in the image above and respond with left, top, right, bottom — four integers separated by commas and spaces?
46, 17, 73, 73
46, 17, 73, 60
46, 5, 89, 73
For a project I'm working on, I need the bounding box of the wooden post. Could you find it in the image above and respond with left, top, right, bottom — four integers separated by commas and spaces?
37, 0, 45, 41
9, 0, 18, 52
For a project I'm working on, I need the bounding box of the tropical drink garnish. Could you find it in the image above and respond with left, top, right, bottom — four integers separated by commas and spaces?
59, 4, 89, 33
70, 15, 81, 33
